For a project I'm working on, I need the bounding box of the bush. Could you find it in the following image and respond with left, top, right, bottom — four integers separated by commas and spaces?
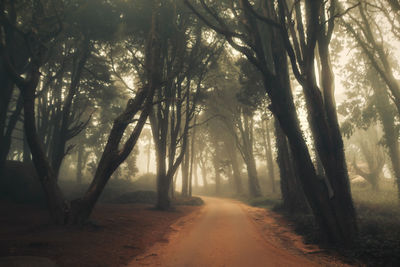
248, 196, 281, 208
0, 161, 45, 205
269, 186, 400, 266
108, 190, 157, 204
173, 196, 204, 206
131, 173, 157, 191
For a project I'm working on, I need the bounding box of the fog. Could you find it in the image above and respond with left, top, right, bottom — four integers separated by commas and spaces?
1, 0, 400, 265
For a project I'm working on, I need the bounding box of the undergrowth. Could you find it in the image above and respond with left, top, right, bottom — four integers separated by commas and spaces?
244, 183, 400, 266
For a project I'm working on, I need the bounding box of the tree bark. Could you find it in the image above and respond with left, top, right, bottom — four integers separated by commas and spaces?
372, 75, 400, 198
225, 136, 243, 195
20, 68, 67, 224
262, 119, 276, 193
267, 36, 357, 244
76, 145, 84, 184
245, 154, 261, 197
200, 163, 208, 190
147, 136, 151, 173
274, 119, 308, 212
181, 147, 190, 197
68, 84, 155, 223
188, 117, 197, 197
236, 112, 261, 197
211, 138, 222, 195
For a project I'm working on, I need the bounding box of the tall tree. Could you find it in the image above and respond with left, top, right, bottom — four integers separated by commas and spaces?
148, 2, 222, 209
185, 0, 357, 245
0, 0, 160, 224
339, 51, 400, 197
343, 0, 400, 116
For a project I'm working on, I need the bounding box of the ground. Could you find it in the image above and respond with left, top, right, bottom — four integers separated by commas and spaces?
0, 201, 198, 267
1, 197, 352, 267
129, 197, 350, 267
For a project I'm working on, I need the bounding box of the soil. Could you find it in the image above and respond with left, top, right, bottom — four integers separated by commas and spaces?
0, 201, 199, 267
129, 197, 352, 267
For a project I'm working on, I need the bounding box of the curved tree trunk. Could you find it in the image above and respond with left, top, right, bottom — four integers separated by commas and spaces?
20, 68, 67, 224
266, 40, 356, 245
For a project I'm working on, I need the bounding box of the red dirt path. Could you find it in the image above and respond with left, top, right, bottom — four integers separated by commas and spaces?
129, 197, 351, 267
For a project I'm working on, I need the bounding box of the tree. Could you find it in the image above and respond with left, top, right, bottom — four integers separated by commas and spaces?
260, 118, 276, 194
274, 119, 308, 212
339, 49, 400, 197
185, 0, 357, 245
147, 2, 223, 209
0, 0, 160, 224
0, 0, 42, 174
351, 128, 386, 191
141, 128, 153, 173
343, 0, 400, 116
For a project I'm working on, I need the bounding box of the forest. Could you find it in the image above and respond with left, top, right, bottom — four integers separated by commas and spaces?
0, 0, 400, 266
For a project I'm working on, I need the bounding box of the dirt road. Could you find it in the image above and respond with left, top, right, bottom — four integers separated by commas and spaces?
128, 197, 334, 267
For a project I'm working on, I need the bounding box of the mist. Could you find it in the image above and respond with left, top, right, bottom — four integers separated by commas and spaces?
1, 0, 400, 266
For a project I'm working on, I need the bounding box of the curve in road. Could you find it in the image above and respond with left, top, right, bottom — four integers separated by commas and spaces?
129, 197, 320, 267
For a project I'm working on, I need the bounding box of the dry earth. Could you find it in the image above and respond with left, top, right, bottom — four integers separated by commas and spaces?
129, 197, 353, 267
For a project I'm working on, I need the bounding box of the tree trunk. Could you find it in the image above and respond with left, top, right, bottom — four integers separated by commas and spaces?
213, 151, 221, 195
193, 161, 199, 189
157, 173, 172, 210
274, 119, 308, 212
181, 145, 190, 197
0, 63, 17, 174
372, 76, 400, 198
68, 84, 154, 223
200, 164, 208, 190
51, 38, 90, 178
1, 95, 23, 165
225, 137, 243, 195
147, 137, 151, 173
238, 113, 261, 197
188, 118, 196, 197
263, 119, 276, 193
302, 35, 357, 244
185, 0, 357, 246
265, 41, 357, 245
20, 69, 67, 224
245, 153, 261, 197
23, 132, 31, 164
4, 1, 159, 225
76, 145, 83, 184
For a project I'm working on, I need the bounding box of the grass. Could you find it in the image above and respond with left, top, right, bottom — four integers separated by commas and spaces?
243, 182, 400, 266
236, 193, 282, 209
348, 184, 400, 266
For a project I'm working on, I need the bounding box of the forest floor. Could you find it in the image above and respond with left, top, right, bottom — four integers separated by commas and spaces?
0, 201, 199, 267
129, 197, 351, 267
245, 184, 400, 266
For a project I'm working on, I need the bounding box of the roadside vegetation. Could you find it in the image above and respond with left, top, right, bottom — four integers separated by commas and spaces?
244, 181, 400, 266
